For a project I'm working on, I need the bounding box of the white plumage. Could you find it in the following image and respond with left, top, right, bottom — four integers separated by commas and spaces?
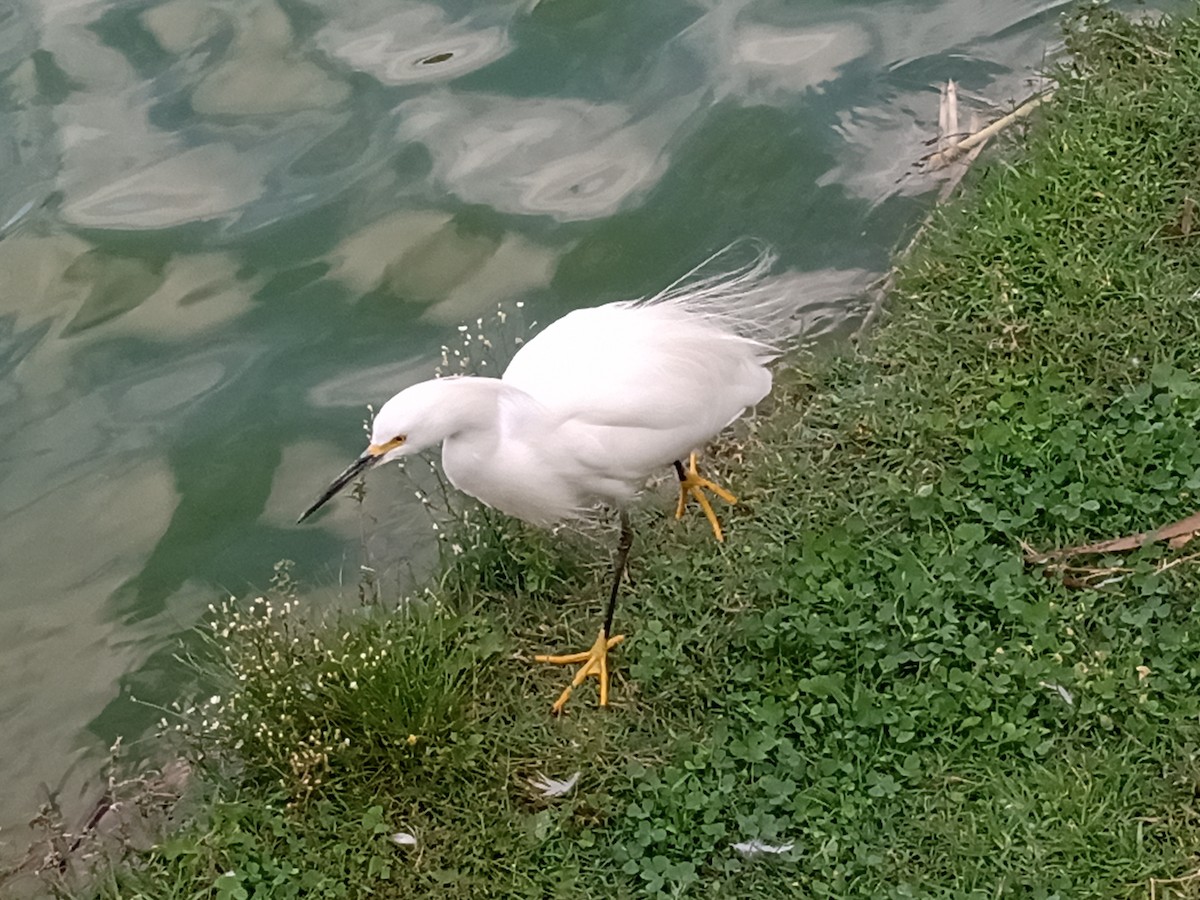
299, 242, 791, 712
359, 245, 785, 524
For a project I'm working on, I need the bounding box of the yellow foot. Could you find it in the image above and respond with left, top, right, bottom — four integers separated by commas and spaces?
675, 452, 737, 542
534, 629, 625, 715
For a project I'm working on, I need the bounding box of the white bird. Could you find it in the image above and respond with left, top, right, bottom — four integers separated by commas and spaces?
299, 243, 790, 713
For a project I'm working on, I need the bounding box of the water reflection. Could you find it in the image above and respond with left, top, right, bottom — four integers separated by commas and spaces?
327, 208, 558, 322
38, 0, 380, 231
139, 0, 227, 54
683, 3, 871, 101
0, 238, 255, 404
189, 1, 349, 115
733, 23, 871, 88
0, 233, 93, 327
42, 0, 198, 228
318, 2, 514, 85
398, 93, 683, 220
65, 143, 273, 229
0, 455, 175, 829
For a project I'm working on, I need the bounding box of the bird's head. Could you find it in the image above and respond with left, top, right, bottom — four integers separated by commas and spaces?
367, 379, 458, 462
297, 378, 476, 523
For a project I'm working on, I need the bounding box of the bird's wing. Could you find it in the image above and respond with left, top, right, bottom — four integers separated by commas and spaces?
502, 302, 771, 473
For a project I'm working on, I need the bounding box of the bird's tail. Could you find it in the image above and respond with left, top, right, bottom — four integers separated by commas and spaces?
634, 239, 796, 349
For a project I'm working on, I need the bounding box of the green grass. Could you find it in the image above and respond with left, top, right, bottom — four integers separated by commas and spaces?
75, 7, 1200, 899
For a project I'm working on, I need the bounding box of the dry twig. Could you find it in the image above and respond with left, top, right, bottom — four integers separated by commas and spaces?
1024, 510, 1200, 565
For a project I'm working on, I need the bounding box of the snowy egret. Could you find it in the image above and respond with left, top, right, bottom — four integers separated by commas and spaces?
299, 243, 789, 712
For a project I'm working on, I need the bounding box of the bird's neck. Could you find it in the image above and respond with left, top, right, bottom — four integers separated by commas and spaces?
428, 376, 539, 441
431, 378, 547, 499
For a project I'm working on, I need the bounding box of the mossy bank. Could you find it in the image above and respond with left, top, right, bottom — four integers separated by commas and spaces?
45, 8, 1200, 899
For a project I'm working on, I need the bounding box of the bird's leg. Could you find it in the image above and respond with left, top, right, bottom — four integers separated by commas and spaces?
674, 452, 737, 542
535, 511, 633, 714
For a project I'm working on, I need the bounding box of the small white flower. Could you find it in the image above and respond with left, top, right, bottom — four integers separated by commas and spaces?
732, 839, 794, 857
209, 695, 221, 706
528, 772, 580, 798
390, 832, 418, 848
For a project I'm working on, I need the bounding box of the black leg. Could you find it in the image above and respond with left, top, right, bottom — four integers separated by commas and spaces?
673, 459, 686, 481
602, 510, 634, 637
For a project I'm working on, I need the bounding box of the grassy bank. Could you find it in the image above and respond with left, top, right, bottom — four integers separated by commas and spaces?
64, 8, 1200, 898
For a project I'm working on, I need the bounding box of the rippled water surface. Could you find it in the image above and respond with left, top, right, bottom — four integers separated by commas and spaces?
0, 0, 1158, 827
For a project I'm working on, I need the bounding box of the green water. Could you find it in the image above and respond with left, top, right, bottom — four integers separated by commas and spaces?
0, 0, 1144, 827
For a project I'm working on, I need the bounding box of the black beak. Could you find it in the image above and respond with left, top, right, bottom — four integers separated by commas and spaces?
297, 453, 377, 523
